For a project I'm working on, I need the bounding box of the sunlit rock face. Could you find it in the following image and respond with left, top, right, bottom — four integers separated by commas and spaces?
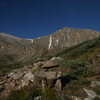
0, 27, 100, 63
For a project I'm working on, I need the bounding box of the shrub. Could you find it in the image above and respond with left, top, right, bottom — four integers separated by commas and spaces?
94, 86, 100, 95
78, 79, 91, 85
7, 85, 42, 100
94, 97, 100, 100
59, 60, 94, 77
41, 89, 58, 100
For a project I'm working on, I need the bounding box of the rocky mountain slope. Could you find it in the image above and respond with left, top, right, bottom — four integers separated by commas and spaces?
0, 36, 100, 100
0, 28, 100, 65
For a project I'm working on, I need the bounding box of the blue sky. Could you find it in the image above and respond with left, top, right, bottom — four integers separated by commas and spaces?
0, 0, 100, 38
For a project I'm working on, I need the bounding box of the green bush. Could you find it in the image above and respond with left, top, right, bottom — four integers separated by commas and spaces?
7, 85, 42, 100
94, 86, 100, 95
78, 79, 91, 85
60, 60, 94, 77
41, 89, 58, 100
94, 97, 100, 100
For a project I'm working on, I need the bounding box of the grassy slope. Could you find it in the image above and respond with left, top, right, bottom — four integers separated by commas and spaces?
4, 36, 100, 100
58, 37, 100, 78
57, 36, 100, 59
58, 36, 100, 98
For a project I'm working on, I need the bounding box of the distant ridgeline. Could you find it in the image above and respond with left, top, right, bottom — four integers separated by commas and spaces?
0, 27, 100, 74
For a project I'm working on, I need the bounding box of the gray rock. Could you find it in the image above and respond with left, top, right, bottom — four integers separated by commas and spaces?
34, 96, 41, 100
83, 88, 97, 99
45, 71, 57, 80
51, 57, 61, 60
34, 62, 44, 68
72, 96, 82, 100
34, 70, 46, 78
91, 81, 100, 88
84, 98, 92, 100
35, 70, 57, 80
55, 79, 62, 90
8, 71, 24, 80
56, 71, 62, 78
41, 78, 48, 92
42, 60, 58, 69
23, 72, 34, 82
19, 79, 29, 89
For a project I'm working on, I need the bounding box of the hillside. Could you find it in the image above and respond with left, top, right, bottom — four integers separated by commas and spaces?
57, 35, 100, 59
0, 28, 100, 64
0, 28, 100, 76
0, 36, 100, 100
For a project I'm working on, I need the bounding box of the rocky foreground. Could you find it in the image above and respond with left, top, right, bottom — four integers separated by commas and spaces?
0, 57, 100, 100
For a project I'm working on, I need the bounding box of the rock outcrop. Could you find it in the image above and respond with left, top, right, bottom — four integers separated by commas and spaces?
0, 57, 100, 100
0, 58, 63, 99
41, 60, 58, 69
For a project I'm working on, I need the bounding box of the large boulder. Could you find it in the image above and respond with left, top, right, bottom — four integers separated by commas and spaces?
42, 60, 58, 69
35, 70, 57, 80
45, 71, 57, 80
90, 81, 100, 88
83, 88, 97, 99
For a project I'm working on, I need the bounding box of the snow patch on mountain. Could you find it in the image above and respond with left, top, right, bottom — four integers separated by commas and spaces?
48, 36, 52, 50
25, 39, 33, 43
55, 39, 59, 46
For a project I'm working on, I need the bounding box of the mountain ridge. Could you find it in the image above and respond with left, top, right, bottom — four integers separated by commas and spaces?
0, 35, 100, 100
0, 27, 100, 64
0, 27, 100, 40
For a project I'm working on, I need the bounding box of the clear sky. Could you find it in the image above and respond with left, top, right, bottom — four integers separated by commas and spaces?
0, 0, 100, 39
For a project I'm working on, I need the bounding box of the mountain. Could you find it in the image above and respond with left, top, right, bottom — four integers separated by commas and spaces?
0, 27, 100, 65
0, 35, 100, 100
